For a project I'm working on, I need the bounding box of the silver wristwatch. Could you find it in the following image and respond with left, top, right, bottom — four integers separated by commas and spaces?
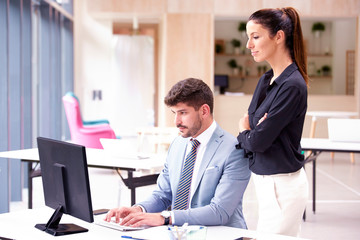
160, 211, 171, 225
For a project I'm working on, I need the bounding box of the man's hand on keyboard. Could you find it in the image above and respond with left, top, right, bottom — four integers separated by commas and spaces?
121, 212, 165, 227
104, 206, 142, 223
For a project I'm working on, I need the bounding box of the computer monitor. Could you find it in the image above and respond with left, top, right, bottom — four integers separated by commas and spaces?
35, 137, 94, 236
214, 74, 229, 94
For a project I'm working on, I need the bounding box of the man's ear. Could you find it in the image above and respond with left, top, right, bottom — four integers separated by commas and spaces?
200, 104, 211, 118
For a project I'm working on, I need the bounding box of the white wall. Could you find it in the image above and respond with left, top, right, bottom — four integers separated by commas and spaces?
74, 0, 114, 123
332, 18, 357, 94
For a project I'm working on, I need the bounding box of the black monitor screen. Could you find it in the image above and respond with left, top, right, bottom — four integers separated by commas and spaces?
214, 74, 229, 88
36, 137, 94, 236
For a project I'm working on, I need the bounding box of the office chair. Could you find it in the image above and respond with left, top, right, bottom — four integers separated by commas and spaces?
65, 92, 110, 126
62, 93, 116, 149
136, 127, 179, 154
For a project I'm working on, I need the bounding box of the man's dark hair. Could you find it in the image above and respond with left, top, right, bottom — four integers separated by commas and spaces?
164, 78, 214, 114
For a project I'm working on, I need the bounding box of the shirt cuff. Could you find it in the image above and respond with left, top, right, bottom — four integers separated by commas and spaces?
170, 211, 175, 225
133, 204, 146, 213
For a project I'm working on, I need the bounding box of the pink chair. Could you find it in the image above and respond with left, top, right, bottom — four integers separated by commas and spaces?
62, 93, 116, 149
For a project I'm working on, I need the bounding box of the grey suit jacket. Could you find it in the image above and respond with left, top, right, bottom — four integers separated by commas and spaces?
138, 124, 250, 228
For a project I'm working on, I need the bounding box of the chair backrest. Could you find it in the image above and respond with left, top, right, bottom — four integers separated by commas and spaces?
136, 127, 179, 154
62, 94, 84, 139
62, 93, 116, 148
64, 91, 109, 126
328, 118, 360, 143
64, 91, 83, 121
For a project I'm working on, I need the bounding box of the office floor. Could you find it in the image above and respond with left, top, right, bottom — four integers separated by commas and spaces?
10, 152, 360, 240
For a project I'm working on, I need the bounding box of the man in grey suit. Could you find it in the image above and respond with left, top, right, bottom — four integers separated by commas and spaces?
105, 78, 250, 228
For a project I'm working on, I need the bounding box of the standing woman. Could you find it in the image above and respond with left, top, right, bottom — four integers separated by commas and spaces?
236, 7, 309, 237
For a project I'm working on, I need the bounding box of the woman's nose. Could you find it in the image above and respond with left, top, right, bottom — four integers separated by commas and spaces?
246, 39, 252, 49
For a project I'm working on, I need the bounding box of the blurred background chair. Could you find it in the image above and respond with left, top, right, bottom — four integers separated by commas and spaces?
62, 92, 116, 149
306, 111, 358, 160
65, 92, 110, 126
136, 127, 179, 154
328, 118, 360, 163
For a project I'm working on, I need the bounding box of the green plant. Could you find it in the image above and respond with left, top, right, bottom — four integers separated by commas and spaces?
227, 59, 238, 68
312, 22, 325, 32
231, 39, 241, 48
321, 65, 331, 76
215, 43, 223, 54
321, 65, 331, 72
238, 22, 246, 32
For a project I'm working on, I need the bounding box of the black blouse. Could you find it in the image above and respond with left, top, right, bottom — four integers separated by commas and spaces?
236, 62, 307, 175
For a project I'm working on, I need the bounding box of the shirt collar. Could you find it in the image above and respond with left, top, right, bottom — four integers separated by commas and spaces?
190, 120, 216, 147
267, 62, 298, 86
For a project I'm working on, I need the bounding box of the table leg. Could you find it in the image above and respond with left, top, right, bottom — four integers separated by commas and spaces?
309, 117, 317, 138
313, 159, 316, 213
116, 169, 159, 206
127, 171, 136, 206
350, 153, 355, 164
26, 161, 42, 209
307, 117, 317, 157
303, 165, 307, 221
28, 162, 33, 209
305, 151, 319, 215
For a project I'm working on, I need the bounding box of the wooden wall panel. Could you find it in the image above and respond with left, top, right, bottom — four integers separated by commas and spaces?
214, 0, 262, 16
167, 0, 214, 13
214, 0, 359, 17
161, 13, 213, 126
87, 0, 166, 14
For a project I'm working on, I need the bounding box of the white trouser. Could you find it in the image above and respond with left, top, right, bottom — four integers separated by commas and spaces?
252, 168, 309, 237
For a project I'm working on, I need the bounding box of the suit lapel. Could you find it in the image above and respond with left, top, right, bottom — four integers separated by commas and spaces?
191, 126, 223, 196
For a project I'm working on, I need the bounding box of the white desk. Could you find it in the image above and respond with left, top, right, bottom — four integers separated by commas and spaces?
301, 138, 360, 214
0, 207, 308, 240
0, 148, 166, 209
306, 111, 358, 163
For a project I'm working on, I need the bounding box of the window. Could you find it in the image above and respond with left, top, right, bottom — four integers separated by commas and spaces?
0, 0, 73, 213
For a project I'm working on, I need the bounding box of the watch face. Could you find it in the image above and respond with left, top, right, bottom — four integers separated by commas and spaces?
161, 211, 170, 218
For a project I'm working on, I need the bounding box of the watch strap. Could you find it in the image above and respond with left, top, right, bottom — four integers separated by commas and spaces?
164, 215, 170, 225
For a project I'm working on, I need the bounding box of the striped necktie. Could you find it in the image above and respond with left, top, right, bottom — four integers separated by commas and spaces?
173, 139, 201, 210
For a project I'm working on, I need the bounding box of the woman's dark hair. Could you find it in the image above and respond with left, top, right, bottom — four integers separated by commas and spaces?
249, 7, 308, 86
164, 78, 214, 114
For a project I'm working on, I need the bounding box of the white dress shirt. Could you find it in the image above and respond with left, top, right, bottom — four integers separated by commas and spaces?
186, 120, 217, 203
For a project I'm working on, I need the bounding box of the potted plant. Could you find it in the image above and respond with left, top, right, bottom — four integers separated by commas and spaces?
312, 22, 325, 54
312, 22, 325, 39
231, 39, 241, 55
215, 43, 223, 54
238, 22, 247, 32
312, 22, 325, 32
227, 59, 239, 75
238, 22, 247, 53
321, 65, 331, 76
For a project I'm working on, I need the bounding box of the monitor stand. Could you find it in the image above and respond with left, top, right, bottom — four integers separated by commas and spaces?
220, 86, 226, 94
35, 205, 88, 236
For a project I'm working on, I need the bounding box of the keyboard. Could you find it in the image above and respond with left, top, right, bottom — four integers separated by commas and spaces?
95, 218, 145, 231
